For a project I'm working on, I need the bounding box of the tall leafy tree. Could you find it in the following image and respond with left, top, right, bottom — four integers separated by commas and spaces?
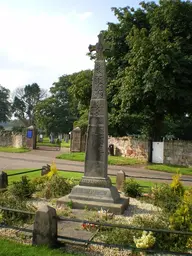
68, 70, 92, 131
12, 83, 47, 127
0, 85, 11, 123
35, 75, 75, 134
120, 0, 192, 140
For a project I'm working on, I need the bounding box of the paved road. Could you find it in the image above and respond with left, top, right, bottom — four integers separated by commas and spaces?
0, 149, 192, 186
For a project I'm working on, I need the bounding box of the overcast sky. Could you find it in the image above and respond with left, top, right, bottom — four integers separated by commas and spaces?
0, 0, 157, 92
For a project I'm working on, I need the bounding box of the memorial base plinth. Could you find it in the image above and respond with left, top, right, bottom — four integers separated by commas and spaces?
57, 185, 129, 215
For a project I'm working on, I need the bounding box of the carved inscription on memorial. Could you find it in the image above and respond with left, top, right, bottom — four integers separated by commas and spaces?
94, 61, 105, 76
73, 187, 109, 197
80, 176, 112, 188
90, 99, 105, 116
92, 76, 105, 99
89, 116, 104, 126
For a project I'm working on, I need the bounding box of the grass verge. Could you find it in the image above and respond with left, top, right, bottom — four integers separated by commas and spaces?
0, 238, 81, 256
5, 169, 160, 192
146, 164, 192, 176
56, 152, 146, 165
37, 137, 70, 148
0, 147, 30, 153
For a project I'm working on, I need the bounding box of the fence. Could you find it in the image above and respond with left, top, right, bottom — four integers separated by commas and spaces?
0, 168, 192, 254
1, 167, 192, 193
0, 206, 191, 255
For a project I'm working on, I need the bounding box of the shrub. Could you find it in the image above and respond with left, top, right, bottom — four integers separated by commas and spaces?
0, 191, 36, 225
38, 175, 75, 199
170, 173, 184, 196
9, 176, 36, 199
31, 176, 49, 191
123, 178, 142, 198
150, 184, 181, 214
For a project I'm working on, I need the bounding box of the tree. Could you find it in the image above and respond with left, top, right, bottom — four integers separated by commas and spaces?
0, 85, 11, 123
87, 0, 192, 138
120, 0, 192, 140
35, 75, 75, 134
68, 70, 92, 132
12, 83, 47, 127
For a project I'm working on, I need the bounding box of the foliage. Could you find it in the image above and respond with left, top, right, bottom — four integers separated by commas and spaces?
0, 85, 11, 123
123, 178, 142, 198
9, 176, 36, 199
12, 83, 47, 127
35, 75, 75, 134
150, 183, 181, 214
47, 161, 58, 178
36, 175, 75, 199
85, 0, 192, 138
133, 231, 156, 249
170, 173, 184, 196
0, 191, 36, 225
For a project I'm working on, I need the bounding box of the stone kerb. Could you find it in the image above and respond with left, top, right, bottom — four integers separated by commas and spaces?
32, 205, 57, 247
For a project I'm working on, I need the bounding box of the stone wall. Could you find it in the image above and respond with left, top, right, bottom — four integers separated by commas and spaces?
0, 132, 25, 148
108, 136, 192, 166
108, 136, 148, 160
164, 140, 192, 166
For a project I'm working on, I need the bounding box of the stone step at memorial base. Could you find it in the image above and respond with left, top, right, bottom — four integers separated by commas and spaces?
57, 194, 129, 215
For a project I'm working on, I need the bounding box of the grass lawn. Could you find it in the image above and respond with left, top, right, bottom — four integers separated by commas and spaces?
0, 147, 30, 153
0, 239, 81, 256
146, 164, 192, 176
37, 137, 70, 148
56, 152, 146, 165
5, 169, 159, 192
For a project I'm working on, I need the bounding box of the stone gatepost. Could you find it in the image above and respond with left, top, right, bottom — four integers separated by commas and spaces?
32, 205, 57, 247
26, 125, 37, 149
70, 127, 81, 152
0, 171, 8, 189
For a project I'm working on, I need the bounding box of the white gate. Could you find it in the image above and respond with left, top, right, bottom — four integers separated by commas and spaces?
152, 142, 164, 163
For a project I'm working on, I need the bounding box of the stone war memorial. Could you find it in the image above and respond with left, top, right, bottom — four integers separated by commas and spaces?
57, 33, 129, 214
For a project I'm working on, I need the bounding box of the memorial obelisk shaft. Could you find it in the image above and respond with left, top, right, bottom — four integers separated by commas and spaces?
67, 33, 121, 203
80, 35, 111, 187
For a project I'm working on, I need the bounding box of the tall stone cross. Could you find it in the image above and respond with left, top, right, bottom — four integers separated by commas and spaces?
88, 33, 109, 60
68, 32, 120, 203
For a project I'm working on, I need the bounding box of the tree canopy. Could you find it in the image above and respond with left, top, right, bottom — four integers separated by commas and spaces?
12, 83, 47, 127
0, 85, 11, 123
6, 0, 192, 140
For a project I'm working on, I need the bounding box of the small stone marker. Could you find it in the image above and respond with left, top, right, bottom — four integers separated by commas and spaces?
0, 171, 8, 189
116, 170, 126, 192
41, 164, 51, 176
32, 205, 57, 247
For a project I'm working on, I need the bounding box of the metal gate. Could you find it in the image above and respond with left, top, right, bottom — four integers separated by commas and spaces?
152, 142, 164, 163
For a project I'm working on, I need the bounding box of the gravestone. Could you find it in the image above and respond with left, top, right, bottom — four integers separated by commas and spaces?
41, 165, 51, 176
50, 132, 54, 144
57, 33, 129, 214
38, 134, 43, 143
70, 127, 81, 152
116, 170, 126, 192
0, 171, 8, 189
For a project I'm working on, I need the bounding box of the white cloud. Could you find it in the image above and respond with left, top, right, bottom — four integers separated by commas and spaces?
0, 6, 96, 91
